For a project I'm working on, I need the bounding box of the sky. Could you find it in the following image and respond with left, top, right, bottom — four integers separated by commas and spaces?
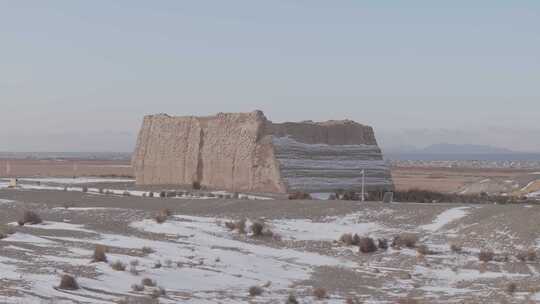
1, 1, 539, 152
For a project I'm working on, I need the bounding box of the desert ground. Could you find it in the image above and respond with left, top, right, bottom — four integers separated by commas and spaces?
392, 166, 540, 197
2, 177, 540, 304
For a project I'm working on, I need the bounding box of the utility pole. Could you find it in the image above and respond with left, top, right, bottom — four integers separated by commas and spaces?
361, 169, 365, 202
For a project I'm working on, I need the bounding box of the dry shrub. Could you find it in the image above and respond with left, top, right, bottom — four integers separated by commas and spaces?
249, 286, 264, 297
378, 238, 388, 250
93, 245, 108, 263
153, 261, 162, 269
479, 250, 495, 263
251, 221, 265, 237
150, 287, 166, 299
82, 186, 88, 193
313, 287, 328, 299
346, 297, 362, 304
339, 233, 354, 246
528, 249, 537, 261
416, 244, 435, 256
131, 284, 144, 292
58, 274, 79, 290
0, 225, 15, 239
111, 260, 126, 271
148, 192, 154, 198
18, 210, 42, 226
359, 237, 377, 253
142, 246, 155, 255
450, 243, 462, 253
192, 181, 201, 190
288, 191, 312, 200
392, 234, 418, 249
141, 278, 156, 287
506, 282, 517, 294
129, 265, 140, 276
154, 208, 171, 224
225, 218, 246, 234
286, 293, 299, 304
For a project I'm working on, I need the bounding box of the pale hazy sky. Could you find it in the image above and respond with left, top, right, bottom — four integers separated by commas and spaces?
1, 1, 539, 152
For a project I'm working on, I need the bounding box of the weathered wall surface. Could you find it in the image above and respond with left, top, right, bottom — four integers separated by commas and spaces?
132, 111, 285, 193
267, 120, 393, 193
133, 111, 393, 193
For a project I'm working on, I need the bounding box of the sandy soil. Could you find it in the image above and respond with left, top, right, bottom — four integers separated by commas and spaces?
0, 159, 133, 178
2, 179, 540, 303
392, 166, 536, 193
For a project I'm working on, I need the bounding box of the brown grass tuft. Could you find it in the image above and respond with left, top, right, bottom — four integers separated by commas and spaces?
93, 245, 108, 263
359, 237, 377, 253
58, 274, 79, 290
142, 246, 155, 255
378, 238, 388, 250
392, 234, 418, 249
479, 250, 495, 263
506, 282, 517, 294
141, 278, 156, 287
450, 243, 462, 253
416, 244, 435, 256
249, 286, 264, 297
19, 210, 42, 226
286, 293, 299, 304
225, 218, 247, 234
288, 191, 312, 200
154, 208, 172, 224
110, 260, 127, 271
313, 287, 328, 300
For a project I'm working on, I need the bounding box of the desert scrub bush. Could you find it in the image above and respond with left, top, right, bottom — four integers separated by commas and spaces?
192, 181, 202, 190
92, 245, 108, 263
18, 210, 42, 226
250, 221, 273, 237
346, 297, 362, 304
153, 208, 172, 223
141, 278, 156, 287
286, 293, 299, 304
339, 233, 360, 246
159, 191, 166, 198
249, 286, 264, 297
225, 218, 247, 234
111, 260, 127, 271
416, 244, 435, 256
153, 261, 162, 269
392, 234, 418, 249
288, 191, 312, 200
131, 284, 144, 292
378, 238, 388, 250
150, 287, 166, 299
0, 225, 15, 239
479, 250, 495, 263
450, 243, 462, 253
148, 191, 154, 198
313, 287, 328, 300
506, 282, 517, 294
142, 246, 155, 255
122, 191, 131, 196
517, 249, 537, 262
359, 237, 377, 253
58, 274, 79, 290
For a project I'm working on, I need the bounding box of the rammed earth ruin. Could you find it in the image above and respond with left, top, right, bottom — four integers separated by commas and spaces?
133, 111, 393, 194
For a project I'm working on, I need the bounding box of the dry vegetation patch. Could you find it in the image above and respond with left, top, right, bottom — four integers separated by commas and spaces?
479, 250, 495, 263
92, 245, 108, 263
58, 274, 79, 290
313, 287, 328, 300
18, 210, 42, 226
